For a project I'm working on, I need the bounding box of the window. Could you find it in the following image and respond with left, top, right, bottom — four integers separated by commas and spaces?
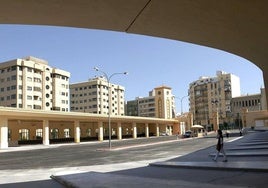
27, 86, 32, 91
34, 78, 41, 83
64, 129, 70, 138
33, 87, 41, 92
36, 129, 42, 139
51, 128, 59, 139
11, 75, 16, 80
27, 68, 33, 72
27, 96, 32, 100
19, 129, 30, 140
11, 94, 16, 99
11, 85, 16, 90
86, 128, 92, 137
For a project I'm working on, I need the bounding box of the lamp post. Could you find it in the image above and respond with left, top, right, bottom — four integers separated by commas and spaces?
180, 95, 189, 115
94, 67, 128, 149
212, 99, 219, 131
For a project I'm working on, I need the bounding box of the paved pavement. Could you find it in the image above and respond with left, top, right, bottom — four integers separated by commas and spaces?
1, 129, 268, 188
49, 129, 268, 188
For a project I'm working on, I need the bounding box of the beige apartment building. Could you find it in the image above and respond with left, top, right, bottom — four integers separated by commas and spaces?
189, 71, 241, 130
70, 76, 125, 115
0, 56, 70, 111
126, 86, 176, 119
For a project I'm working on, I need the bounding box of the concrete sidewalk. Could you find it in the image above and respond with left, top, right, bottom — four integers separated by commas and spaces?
51, 130, 268, 188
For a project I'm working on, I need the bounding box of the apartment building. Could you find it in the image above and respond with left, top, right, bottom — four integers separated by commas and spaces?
70, 76, 125, 115
125, 86, 176, 119
124, 99, 139, 116
0, 56, 70, 111
136, 95, 155, 117
189, 71, 241, 130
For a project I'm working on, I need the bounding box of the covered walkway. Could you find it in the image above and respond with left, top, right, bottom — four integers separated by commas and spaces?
0, 107, 178, 149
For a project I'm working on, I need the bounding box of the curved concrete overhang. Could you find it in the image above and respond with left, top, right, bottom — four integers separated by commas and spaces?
0, 0, 267, 103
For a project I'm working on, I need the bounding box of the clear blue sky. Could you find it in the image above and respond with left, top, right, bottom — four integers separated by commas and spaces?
0, 24, 264, 113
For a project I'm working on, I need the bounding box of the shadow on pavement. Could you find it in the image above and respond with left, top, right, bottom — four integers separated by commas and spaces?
0, 179, 65, 188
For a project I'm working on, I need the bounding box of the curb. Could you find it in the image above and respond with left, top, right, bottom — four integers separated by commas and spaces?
51, 175, 77, 188
149, 161, 268, 172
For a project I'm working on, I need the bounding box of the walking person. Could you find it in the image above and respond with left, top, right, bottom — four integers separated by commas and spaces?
213, 129, 228, 162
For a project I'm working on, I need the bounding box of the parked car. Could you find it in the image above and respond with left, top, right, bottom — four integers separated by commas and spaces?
183, 130, 193, 138
160, 132, 169, 136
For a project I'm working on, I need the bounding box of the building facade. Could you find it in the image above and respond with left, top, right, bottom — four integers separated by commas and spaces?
136, 95, 155, 117
0, 56, 70, 111
125, 86, 176, 119
231, 88, 267, 128
189, 71, 241, 130
70, 77, 125, 115
124, 99, 139, 116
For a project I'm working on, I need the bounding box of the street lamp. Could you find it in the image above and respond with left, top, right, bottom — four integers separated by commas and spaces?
94, 67, 128, 149
212, 99, 219, 130
180, 95, 189, 115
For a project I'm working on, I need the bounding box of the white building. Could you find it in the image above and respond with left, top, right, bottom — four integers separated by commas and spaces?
0, 56, 70, 111
70, 76, 125, 115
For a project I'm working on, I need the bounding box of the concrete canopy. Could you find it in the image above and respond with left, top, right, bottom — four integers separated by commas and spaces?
0, 0, 267, 104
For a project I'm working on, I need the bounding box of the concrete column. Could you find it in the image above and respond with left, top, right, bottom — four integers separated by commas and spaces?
169, 126, 172, 135
0, 117, 8, 149
156, 124, 159, 137
117, 122, 122, 140
42, 120, 50, 146
74, 120, 80, 143
145, 123, 149, 138
98, 121, 103, 141
132, 122, 137, 139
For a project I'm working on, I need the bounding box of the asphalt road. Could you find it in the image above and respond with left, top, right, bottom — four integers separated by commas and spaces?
2, 132, 255, 188
0, 135, 217, 170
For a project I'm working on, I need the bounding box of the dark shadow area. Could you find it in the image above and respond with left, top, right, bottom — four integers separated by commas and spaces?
0, 179, 65, 188
50, 166, 268, 188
